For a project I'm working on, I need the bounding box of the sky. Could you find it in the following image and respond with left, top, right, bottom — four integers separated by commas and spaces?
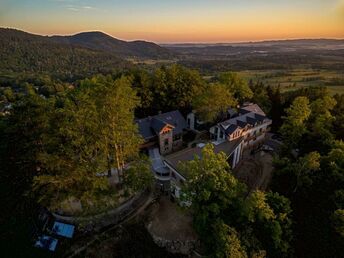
0, 0, 344, 43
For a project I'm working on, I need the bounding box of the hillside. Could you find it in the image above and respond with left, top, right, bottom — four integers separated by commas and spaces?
0, 28, 131, 79
51, 31, 173, 60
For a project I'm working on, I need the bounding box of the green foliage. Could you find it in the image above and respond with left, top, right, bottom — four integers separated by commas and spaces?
181, 144, 292, 258
33, 83, 111, 208
2, 87, 15, 102
333, 190, 344, 209
308, 95, 337, 145
295, 152, 321, 191
246, 191, 275, 222
280, 96, 311, 148
152, 64, 206, 113
2, 74, 147, 212
284, 86, 330, 104
332, 209, 344, 238
218, 72, 253, 103
192, 82, 237, 123
272, 152, 320, 194
123, 64, 206, 117
180, 144, 246, 256
212, 220, 248, 258
130, 69, 154, 115
249, 80, 272, 114
246, 191, 293, 257
321, 141, 344, 185
123, 156, 154, 194
180, 144, 246, 217
0, 28, 129, 80
82, 75, 143, 173
333, 94, 344, 140
272, 136, 344, 257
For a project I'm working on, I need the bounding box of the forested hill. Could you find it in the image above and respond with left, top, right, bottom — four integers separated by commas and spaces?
51, 31, 173, 59
0, 28, 132, 79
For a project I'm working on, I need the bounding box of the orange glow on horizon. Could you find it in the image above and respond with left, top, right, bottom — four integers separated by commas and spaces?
1, 0, 343, 43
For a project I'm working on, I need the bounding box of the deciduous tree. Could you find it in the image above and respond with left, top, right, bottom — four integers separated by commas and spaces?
218, 72, 253, 103
193, 83, 237, 123
280, 96, 311, 148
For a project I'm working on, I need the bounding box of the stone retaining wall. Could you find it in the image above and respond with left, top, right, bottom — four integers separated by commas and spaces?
52, 190, 149, 232
147, 227, 200, 255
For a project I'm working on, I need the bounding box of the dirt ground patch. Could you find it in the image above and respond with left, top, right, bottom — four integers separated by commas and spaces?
147, 197, 197, 241
234, 150, 274, 191
74, 222, 182, 258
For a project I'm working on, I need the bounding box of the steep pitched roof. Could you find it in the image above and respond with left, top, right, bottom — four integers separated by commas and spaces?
239, 103, 266, 116
217, 103, 270, 137
246, 116, 258, 126
254, 113, 266, 122
224, 124, 239, 135
136, 110, 187, 140
151, 118, 172, 134
237, 120, 248, 128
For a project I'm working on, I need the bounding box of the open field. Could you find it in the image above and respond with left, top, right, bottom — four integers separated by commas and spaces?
238, 68, 344, 94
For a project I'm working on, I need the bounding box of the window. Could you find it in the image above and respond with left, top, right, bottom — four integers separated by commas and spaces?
220, 131, 224, 139
164, 139, 169, 146
187, 118, 191, 126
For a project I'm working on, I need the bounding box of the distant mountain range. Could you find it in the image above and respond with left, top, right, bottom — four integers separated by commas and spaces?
0, 28, 174, 78
1, 27, 343, 77
163, 38, 344, 49
0, 28, 127, 78
50, 31, 172, 59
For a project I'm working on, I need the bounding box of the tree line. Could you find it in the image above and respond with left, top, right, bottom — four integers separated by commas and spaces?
0, 64, 343, 257
271, 88, 344, 258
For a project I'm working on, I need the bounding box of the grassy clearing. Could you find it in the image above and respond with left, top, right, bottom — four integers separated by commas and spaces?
237, 69, 344, 95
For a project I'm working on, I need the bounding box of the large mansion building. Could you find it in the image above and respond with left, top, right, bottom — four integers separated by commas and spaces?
136, 103, 272, 197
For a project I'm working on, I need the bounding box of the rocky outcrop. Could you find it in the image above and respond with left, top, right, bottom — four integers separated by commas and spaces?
149, 232, 200, 255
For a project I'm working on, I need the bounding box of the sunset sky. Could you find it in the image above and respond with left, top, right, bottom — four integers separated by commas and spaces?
1, 0, 344, 43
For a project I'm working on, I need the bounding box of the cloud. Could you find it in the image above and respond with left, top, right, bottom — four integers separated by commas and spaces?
64, 4, 96, 12
66, 7, 79, 12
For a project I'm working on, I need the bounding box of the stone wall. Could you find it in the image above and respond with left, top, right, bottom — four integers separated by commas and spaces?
149, 232, 200, 255
159, 129, 173, 155
52, 190, 150, 232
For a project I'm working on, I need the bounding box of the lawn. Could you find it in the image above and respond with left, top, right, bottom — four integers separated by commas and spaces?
237, 68, 344, 95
